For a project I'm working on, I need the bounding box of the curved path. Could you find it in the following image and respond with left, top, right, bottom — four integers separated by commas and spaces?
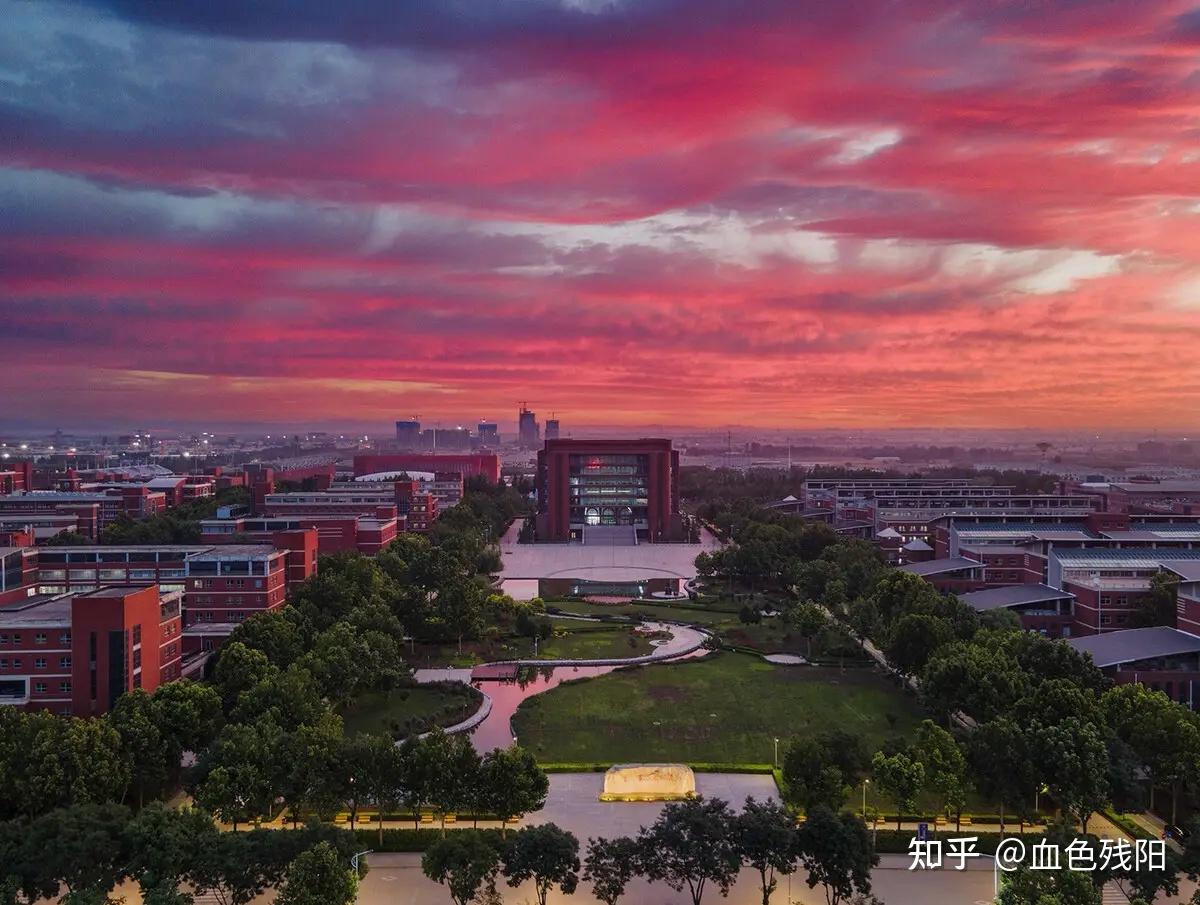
412, 619, 712, 745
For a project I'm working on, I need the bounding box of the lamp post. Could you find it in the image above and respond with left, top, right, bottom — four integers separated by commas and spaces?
773, 737, 780, 768
862, 779, 870, 819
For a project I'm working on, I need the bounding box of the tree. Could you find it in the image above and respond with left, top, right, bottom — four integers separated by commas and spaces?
63, 716, 130, 807
637, 796, 742, 905
583, 836, 641, 905
109, 689, 171, 808
1133, 571, 1179, 628
784, 601, 825, 657
478, 745, 548, 835
915, 721, 968, 829
226, 609, 307, 668
418, 729, 482, 833
782, 737, 848, 813
500, 823, 580, 905
27, 803, 132, 904
125, 803, 218, 904
276, 712, 345, 826
1030, 717, 1110, 832
996, 865, 1100, 905
193, 722, 280, 829
870, 751, 924, 830
343, 732, 408, 842
885, 613, 954, 676
734, 797, 799, 905
796, 806, 877, 905
213, 642, 276, 711
968, 718, 1035, 834
276, 842, 357, 905
920, 641, 1027, 723
152, 680, 224, 760
422, 831, 501, 905
191, 831, 276, 905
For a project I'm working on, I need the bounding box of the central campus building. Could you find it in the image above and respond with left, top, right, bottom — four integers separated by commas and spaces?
534, 438, 682, 543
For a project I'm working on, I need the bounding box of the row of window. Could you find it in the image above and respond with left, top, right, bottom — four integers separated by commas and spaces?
0, 632, 70, 646
0, 656, 71, 670
191, 578, 267, 589
32, 681, 71, 695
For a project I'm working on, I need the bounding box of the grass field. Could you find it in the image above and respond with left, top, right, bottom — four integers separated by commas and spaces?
410, 617, 657, 667
511, 651, 922, 764
341, 683, 482, 739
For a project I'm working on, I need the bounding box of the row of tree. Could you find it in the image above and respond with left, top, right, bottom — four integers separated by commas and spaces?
423, 796, 878, 905
1, 802, 360, 905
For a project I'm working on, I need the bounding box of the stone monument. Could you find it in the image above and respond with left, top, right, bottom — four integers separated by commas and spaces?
599, 763, 696, 801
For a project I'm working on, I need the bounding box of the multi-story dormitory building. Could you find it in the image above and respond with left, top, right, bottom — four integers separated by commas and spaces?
0, 586, 182, 716
0, 532, 316, 700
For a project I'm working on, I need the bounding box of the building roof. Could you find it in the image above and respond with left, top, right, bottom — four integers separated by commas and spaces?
0, 594, 73, 628
186, 544, 280, 560
959, 544, 1035, 555
1162, 560, 1200, 582
959, 584, 1074, 612
1054, 548, 1200, 570
898, 557, 982, 577
1067, 627, 1200, 668
876, 527, 902, 539
902, 539, 933, 552
1111, 481, 1200, 494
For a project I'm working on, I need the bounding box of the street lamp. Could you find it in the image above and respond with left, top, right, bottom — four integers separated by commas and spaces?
862, 779, 870, 819
773, 737, 780, 767
351, 849, 372, 875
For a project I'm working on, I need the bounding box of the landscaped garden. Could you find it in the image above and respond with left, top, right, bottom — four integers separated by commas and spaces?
511, 651, 921, 764
340, 681, 483, 739
410, 617, 658, 667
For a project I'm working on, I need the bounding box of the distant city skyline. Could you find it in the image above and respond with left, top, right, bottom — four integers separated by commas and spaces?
4, 2, 1200, 430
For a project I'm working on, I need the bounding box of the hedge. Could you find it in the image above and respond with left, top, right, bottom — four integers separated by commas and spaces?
351, 827, 506, 853
538, 762, 776, 774
1103, 809, 1156, 840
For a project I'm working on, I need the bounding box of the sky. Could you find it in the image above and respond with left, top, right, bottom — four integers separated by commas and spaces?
3, 0, 1200, 433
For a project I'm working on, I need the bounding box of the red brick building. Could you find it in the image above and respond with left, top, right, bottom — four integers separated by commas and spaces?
535, 438, 681, 543
201, 514, 398, 556
0, 585, 182, 716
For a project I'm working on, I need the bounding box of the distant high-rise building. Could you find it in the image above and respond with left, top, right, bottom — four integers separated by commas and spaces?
395, 420, 421, 449
477, 422, 499, 447
545, 419, 560, 441
518, 406, 540, 449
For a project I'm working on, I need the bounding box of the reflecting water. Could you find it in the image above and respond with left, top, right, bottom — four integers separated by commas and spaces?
469, 664, 616, 751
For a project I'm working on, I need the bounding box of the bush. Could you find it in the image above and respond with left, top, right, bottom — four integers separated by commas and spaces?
351, 828, 506, 852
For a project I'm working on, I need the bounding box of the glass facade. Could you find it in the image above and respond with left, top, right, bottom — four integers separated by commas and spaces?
567, 454, 649, 527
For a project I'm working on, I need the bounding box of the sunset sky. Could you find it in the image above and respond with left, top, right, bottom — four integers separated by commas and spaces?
3, 0, 1200, 431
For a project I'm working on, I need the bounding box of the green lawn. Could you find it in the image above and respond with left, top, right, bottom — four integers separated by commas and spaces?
341, 684, 482, 739
511, 652, 922, 765
410, 618, 657, 666
547, 599, 742, 626
533, 623, 658, 660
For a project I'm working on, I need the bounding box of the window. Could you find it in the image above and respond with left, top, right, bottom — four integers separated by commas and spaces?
59, 681, 71, 693
59, 657, 71, 669
34, 633, 46, 645
33, 658, 46, 670
10, 634, 19, 645
0, 659, 7, 669
0, 634, 7, 645
132, 624, 142, 645
10, 659, 21, 670
34, 682, 46, 694
58, 632, 70, 644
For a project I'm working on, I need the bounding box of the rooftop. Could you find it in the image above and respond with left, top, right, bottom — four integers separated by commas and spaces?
1067, 627, 1200, 667
0, 594, 73, 628
1054, 548, 1200, 570
1162, 560, 1200, 582
186, 544, 280, 560
959, 584, 1074, 612
898, 557, 982, 577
